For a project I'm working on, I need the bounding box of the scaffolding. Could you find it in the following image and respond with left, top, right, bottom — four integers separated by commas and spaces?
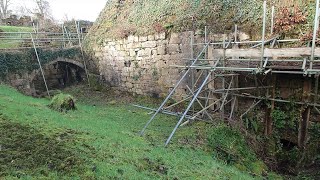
138, 0, 320, 146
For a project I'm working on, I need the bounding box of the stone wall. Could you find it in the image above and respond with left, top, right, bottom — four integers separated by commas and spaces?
92, 32, 201, 97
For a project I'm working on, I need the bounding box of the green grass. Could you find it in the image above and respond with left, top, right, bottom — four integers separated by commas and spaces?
0, 84, 279, 179
0, 26, 33, 49
0, 26, 33, 32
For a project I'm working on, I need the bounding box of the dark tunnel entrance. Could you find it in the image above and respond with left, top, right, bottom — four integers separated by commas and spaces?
32, 61, 86, 95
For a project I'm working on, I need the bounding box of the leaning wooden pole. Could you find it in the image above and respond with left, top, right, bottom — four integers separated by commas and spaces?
298, 78, 312, 148
265, 75, 276, 136
30, 33, 51, 98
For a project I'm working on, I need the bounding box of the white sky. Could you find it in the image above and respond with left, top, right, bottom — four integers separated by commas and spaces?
12, 0, 108, 22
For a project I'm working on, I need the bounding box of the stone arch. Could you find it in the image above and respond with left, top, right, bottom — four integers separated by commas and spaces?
29, 58, 85, 82
29, 58, 86, 94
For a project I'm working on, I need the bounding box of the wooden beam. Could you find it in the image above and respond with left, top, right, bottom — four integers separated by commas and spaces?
298, 78, 312, 148
265, 74, 276, 136
212, 47, 320, 58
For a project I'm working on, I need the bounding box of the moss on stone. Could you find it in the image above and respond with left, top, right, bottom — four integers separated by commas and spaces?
49, 93, 76, 112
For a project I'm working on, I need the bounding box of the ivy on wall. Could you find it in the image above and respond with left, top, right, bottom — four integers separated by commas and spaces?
0, 47, 81, 78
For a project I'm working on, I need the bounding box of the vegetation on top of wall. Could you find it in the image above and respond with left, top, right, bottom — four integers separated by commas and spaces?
86, 0, 318, 46
0, 47, 81, 78
87, 0, 263, 43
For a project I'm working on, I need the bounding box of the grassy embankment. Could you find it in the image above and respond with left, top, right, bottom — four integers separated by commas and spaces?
0, 84, 281, 179
0, 26, 33, 49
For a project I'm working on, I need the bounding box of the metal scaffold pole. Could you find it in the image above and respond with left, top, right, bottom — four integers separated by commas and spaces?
310, 0, 320, 70
261, 0, 267, 68
30, 33, 51, 98
271, 6, 275, 34
134, 4, 320, 146
140, 42, 211, 136
165, 72, 212, 146
75, 21, 91, 87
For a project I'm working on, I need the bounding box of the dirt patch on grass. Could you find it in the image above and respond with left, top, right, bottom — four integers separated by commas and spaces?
0, 117, 95, 178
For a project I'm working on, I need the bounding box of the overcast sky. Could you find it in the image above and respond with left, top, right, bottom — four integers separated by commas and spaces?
12, 0, 108, 22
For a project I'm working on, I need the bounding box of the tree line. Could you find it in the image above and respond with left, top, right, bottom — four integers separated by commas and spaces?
0, 0, 52, 21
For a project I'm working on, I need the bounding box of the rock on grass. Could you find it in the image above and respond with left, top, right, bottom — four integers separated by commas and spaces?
49, 93, 76, 112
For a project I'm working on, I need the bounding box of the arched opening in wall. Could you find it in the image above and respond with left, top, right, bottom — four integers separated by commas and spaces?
32, 61, 85, 95
280, 139, 297, 151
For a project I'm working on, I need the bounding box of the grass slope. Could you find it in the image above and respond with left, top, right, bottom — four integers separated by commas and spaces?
0, 84, 276, 179
0, 26, 33, 32
0, 26, 33, 49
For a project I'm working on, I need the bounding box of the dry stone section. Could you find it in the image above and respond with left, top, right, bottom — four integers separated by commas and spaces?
92, 32, 199, 97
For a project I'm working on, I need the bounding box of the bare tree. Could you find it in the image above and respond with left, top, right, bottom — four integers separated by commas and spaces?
34, 0, 51, 19
0, 0, 11, 19
31, 0, 56, 29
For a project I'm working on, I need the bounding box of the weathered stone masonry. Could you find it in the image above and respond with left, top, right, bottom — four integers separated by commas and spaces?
92, 32, 197, 97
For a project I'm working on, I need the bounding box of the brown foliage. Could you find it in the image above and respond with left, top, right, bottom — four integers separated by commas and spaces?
274, 6, 307, 34
114, 25, 137, 39
153, 22, 165, 33
300, 30, 320, 45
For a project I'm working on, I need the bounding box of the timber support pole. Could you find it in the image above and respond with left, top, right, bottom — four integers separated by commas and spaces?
298, 78, 312, 148
265, 74, 276, 136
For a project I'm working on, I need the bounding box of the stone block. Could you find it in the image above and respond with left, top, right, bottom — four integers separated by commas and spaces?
137, 48, 152, 57
133, 42, 141, 49
109, 41, 116, 46
128, 35, 135, 43
169, 33, 181, 44
127, 43, 134, 49
117, 40, 124, 45
239, 32, 250, 41
139, 36, 148, 42
137, 50, 144, 57
117, 56, 125, 61
122, 69, 129, 76
142, 41, 157, 48
136, 57, 143, 61
136, 89, 143, 95
118, 51, 128, 57
126, 82, 133, 89
151, 49, 157, 56
155, 32, 166, 40
134, 36, 139, 42
157, 45, 166, 55
115, 44, 121, 51
95, 52, 103, 58
129, 49, 136, 57
167, 44, 180, 54
148, 35, 155, 41
121, 76, 127, 82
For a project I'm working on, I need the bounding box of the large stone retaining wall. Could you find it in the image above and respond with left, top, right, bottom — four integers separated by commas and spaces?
91, 32, 200, 97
